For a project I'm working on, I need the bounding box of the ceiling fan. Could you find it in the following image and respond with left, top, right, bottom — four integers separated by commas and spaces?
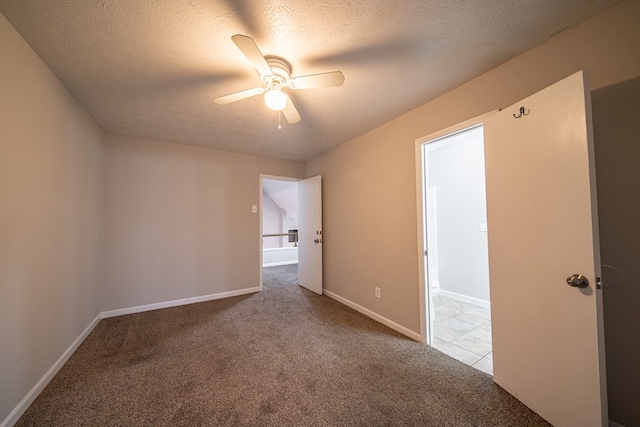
214, 34, 345, 124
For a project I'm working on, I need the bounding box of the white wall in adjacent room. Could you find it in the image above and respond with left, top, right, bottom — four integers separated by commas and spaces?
262, 192, 284, 249
427, 128, 489, 301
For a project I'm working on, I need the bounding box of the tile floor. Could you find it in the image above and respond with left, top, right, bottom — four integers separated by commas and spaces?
430, 294, 493, 375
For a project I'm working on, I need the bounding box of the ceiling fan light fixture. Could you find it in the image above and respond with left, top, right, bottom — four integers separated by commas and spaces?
214, 35, 343, 124
264, 88, 287, 111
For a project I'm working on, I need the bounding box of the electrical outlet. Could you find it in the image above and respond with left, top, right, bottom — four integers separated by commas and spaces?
375, 287, 381, 298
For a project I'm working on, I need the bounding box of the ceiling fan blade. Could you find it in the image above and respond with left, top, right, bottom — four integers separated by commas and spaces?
231, 34, 273, 77
214, 87, 265, 105
290, 71, 345, 89
282, 95, 301, 124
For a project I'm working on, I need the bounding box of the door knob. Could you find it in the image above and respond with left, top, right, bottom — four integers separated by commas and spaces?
566, 274, 589, 289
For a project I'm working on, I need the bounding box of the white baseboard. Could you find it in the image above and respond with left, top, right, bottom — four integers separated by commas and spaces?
262, 261, 298, 267
102, 287, 261, 318
439, 290, 490, 309
1, 313, 102, 427
609, 420, 625, 427
323, 290, 422, 342
3, 287, 262, 427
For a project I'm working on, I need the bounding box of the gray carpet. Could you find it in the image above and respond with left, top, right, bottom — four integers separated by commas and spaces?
16, 265, 549, 426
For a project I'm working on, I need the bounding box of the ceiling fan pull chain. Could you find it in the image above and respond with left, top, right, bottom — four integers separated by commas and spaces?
278, 111, 282, 130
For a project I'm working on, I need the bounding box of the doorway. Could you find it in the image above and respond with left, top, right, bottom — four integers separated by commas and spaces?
259, 174, 324, 295
421, 125, 492, 374
261, 177, 300, 290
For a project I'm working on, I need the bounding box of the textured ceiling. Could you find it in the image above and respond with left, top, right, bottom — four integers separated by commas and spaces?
1, 0, 619, 161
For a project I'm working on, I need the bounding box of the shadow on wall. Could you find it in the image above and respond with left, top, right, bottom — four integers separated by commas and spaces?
592, 76, 640, 427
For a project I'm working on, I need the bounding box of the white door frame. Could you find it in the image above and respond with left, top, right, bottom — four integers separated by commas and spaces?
259, 174, 301, 291
414, 112, 497, 343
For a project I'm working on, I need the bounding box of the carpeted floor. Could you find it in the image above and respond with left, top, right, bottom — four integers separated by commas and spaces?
16, 265, 549, 426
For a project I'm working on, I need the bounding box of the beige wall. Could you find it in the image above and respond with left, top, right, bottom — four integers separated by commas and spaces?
305, 1, 640, 424
0, 8, 303, 419
2, 1, 639, 425
101, 134, 304, 311
0, 12, 105, 423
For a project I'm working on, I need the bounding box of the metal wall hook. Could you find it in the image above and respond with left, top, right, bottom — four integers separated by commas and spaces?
513, 106, 530, 118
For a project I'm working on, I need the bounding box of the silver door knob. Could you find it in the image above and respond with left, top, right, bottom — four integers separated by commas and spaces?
566, 274, 589, 288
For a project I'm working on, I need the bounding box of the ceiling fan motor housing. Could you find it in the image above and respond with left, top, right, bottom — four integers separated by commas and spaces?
264, 56, 292, 89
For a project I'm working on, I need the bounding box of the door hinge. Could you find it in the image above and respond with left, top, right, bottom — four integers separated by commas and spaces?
424, 250, 428, 256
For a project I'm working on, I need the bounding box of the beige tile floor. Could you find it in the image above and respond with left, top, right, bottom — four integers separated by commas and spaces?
430, 294, 493, 375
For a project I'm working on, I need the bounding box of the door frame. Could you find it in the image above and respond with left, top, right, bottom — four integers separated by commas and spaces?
414, 111, 497, 343
259, 174, 301, 291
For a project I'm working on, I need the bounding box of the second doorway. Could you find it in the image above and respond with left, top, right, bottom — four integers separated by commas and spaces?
422, 125, 492, 374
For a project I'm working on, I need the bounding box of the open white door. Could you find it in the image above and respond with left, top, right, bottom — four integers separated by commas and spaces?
484, 71, 607, 426
298, 175, 323, 294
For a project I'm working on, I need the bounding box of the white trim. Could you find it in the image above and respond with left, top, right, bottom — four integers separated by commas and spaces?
324, 290, 422, 342
3, 287, 262, 427
262, 261, 298, 267
1, 313, 102, 427
415, 111, 498, 344
101, 287, 260, 318
439, 290, 491, 309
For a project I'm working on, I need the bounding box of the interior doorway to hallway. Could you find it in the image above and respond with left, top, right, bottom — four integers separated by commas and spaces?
260, 177, 300, 288
259, 174, 324, 295
420, 125, 493, 374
